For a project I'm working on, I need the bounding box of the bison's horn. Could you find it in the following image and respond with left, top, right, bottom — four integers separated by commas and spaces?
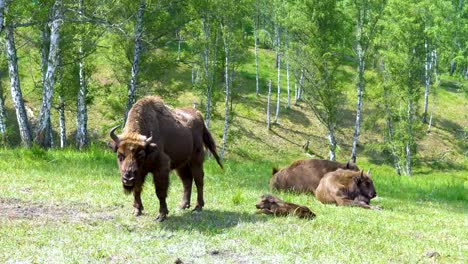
360, 170, 364, 177
145, 136, 153, 144
109, 125, 120, 144
367, 168, 371, 177
346, 161, 350, 169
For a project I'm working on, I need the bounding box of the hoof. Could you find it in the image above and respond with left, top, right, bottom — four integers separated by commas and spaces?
192, 205, 203, 212
179, 203, 190, 209
156, 213, 167, 222
133, 208, 143, 216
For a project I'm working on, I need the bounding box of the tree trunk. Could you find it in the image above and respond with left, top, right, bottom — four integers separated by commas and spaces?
76, 0, 88, 149
405, 94, 413, 177
267, 80, 272, 130
35, 0, 63, 148
274, 25, 281, 124
254, 1, 260, 95
58, 94, 66, 149
0, 85, 7, 144
0, 0, 5, 34
202, 19, 219, 129
5, 26, 32, 147
220, 31, 229, 161
351, 22, 365, 163
124, 0, 145, 124
286, 41, 291, 109
327, 123, 337, 161
422, 39, 432, 123
428, 49, 438, 132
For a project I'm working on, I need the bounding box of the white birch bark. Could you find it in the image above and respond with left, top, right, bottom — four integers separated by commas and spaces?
428, 49, 438, 132
124, 0, 145, 124
35, 0, 63, 148
422, 39, 432, 123
0, 0, 7, 142
274, 25, 281, 124
201, 19, 219, 128
0, 86, 7, 143
58, 94, 66, 148
327, 123, 337, 161
0, 0, 5, 34
285, 32, 291, 109
220, 30, 229, 160
76, 0, 88, 149
267, 80, 272, 130
5, 26, 32, 147
351, 11, 365, 164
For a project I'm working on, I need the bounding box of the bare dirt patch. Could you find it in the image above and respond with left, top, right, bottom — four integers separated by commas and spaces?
0, 198, 116, 224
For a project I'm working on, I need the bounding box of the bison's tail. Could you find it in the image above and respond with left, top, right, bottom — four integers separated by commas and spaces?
202, 124, 224, 170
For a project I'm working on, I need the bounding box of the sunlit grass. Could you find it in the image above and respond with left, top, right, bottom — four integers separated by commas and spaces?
0, 148, 466, 263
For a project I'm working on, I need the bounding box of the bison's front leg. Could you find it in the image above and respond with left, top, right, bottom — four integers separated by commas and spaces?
176, 165, 193, 209
153, 168, 170, 222
133, 186, 144, 216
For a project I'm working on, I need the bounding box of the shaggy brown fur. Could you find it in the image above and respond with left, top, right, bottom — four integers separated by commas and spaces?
108, 96, 223, 221
315, 169, 380, 210
255, 194, 316, 219
269, 159, 359, 194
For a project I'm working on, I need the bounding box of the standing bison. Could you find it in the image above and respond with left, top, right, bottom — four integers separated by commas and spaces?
108, 96, 223, 221
315, 169, 380, 210
269, 159, 359, 194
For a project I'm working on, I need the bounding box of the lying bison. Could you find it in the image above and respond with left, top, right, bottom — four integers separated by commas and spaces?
315, 169, 380, 210
269, 159, 359, 194
108, 96, 223, 221
255, 194, 316, 219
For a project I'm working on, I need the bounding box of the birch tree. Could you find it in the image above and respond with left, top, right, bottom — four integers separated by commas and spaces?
379, 0, 426, 176
220, 23, 230, 160
5, 26, 32, 147
76, 0, 88, 149
35, 0, 63, 148
349, 0, 386, 163
273, 24, 281, 124
290, 0, 349, 161
124, 0, 145, 124
0, 0, 6, 144
254, 0, 260, 95
267, 79, 272, 130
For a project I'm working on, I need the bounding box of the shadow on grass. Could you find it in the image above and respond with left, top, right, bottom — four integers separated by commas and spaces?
160, 209, 265, 234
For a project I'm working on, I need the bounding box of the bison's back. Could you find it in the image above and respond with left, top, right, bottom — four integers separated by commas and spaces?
315, 169, 359, 204
270, 159, 359, 194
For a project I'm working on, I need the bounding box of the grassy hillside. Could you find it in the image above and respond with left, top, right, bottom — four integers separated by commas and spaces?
0, 148, 466, 263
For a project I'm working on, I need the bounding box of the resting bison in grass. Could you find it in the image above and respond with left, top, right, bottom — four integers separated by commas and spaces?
269, 159, 359, 194
108, 96, 223, 221
256, 194, 316, 219
315, 169, 380, 210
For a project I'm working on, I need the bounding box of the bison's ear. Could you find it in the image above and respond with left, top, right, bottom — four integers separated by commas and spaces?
107, 141, 118, 153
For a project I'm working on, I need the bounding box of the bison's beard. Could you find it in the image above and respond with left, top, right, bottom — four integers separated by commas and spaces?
123, 184, 134, 195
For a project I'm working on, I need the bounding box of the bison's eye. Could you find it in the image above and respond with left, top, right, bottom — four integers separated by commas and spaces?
117, 153, 124, 162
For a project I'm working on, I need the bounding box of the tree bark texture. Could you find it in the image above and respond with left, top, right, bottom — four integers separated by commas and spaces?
274, 25, 281, 124
59, 94, 66, 148
76, 0, 88, 149
124, 0, 145, 124
5, 26, 32, 147
327, 123, 337, 161
220, 31, 229, 161
0, 0, 5, 34
35, 0, 63, 148
267, 80, 272, 130
422, 40, 432, 123
0, 85, 7, 144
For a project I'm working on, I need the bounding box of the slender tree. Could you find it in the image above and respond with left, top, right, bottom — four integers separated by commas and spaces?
267, 80, 272, 130
76, 0, 88, 149
5, 26, 32, 147
124, 0, 145, 124
35, 0, 63, 148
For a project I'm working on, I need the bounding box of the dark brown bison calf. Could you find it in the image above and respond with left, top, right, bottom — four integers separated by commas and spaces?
255, 194, 316, 219
315, 169, 380, 210
270, 159, 359, 194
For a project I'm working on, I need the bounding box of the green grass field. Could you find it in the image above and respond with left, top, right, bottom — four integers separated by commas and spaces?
0, 147, 466, 263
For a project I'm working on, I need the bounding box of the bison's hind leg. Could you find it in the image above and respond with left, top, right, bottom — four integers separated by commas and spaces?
191, 165, 205, 211
177, 165, 193, 209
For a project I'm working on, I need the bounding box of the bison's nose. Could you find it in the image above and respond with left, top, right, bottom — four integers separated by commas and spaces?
122, 173, 135, 186
371, 191, 377, 199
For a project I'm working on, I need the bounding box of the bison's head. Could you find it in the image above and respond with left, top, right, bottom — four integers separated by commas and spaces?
354, 170, 377, 203
108, 126, 159, 192
256, 194, 281, 210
